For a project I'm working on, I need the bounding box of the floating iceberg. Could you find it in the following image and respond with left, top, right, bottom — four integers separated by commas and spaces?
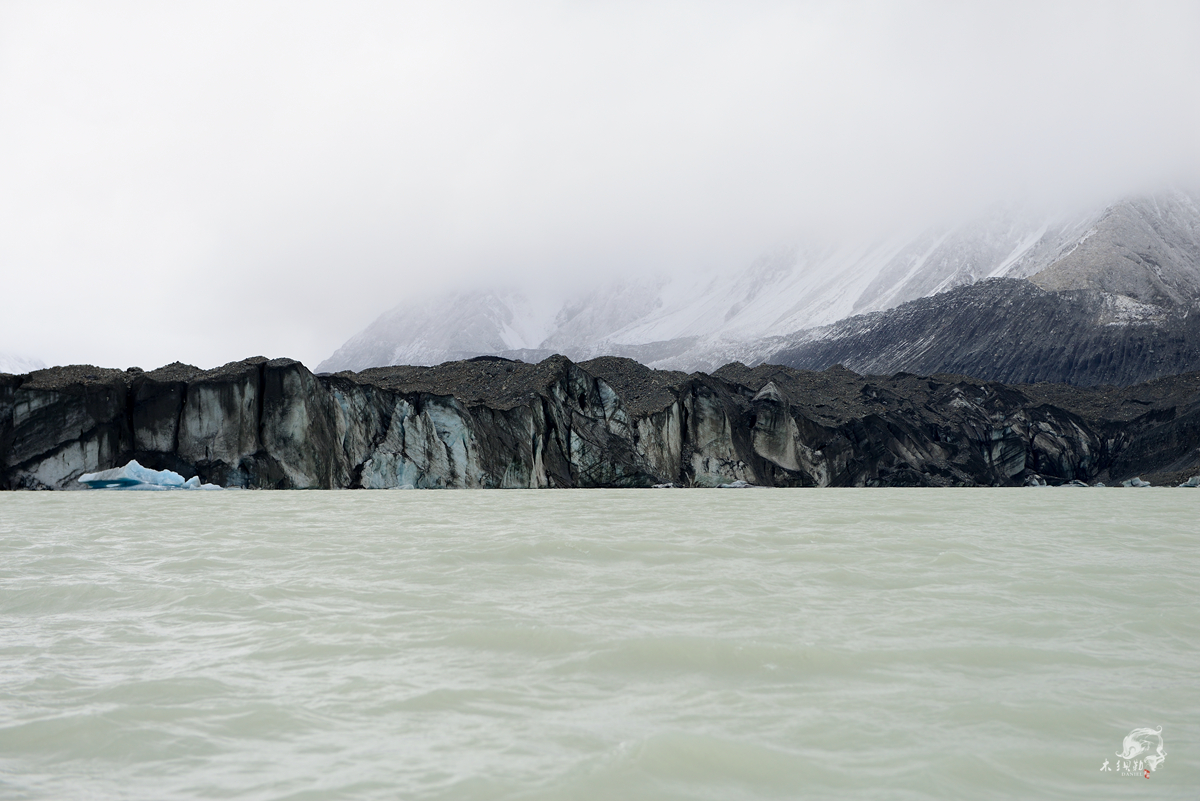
78, 460, 221, 490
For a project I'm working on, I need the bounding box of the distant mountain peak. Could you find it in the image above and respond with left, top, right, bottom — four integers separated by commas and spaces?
0, 352, 46, 375
319, 189, 1200, 375
1028, 190, 1200, 307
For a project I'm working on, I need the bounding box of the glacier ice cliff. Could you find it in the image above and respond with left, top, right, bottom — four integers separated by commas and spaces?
4, 355, 1200, 490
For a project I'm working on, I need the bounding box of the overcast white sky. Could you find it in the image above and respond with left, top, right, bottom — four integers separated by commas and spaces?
1, 0, 1198, 371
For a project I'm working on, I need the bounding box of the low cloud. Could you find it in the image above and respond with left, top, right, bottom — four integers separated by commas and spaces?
1, 0, 1197, 369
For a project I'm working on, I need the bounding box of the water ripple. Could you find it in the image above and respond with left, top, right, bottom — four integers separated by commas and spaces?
1, 488, 1197, 799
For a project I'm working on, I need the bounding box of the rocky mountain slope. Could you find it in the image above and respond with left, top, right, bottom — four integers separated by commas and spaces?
766, 279, 1200, 386
761, 188, 1200, 386
5, 355, 1199, 490
319, 190, 1200, 377
1029, 191, 1200, 304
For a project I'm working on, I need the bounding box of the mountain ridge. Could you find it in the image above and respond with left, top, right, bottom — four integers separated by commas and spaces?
766, 279, 1200, 386
318, 189, 1200, 385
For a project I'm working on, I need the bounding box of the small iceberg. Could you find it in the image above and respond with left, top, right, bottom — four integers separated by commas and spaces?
1121, 477, 1151, 488
716, 480, 754, 489
78, 460, 221, 490
1178, 475, 1200, 488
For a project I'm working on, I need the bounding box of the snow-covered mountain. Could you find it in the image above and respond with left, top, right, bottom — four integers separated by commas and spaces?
1029, 191, 1200, 305
319, 190, 1200, 374
0, 352, 45, 375
320, 289, 560, 371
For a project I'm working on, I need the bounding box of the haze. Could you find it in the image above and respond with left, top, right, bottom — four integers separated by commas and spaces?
1, 1, 1198, 371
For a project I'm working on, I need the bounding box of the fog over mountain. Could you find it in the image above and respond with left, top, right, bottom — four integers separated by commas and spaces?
1, 2, 1198, 372
320, 189, 1200, 379
0, 354, 45, 376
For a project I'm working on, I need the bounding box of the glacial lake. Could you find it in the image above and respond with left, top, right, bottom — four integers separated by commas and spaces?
1, 489, 1196, 800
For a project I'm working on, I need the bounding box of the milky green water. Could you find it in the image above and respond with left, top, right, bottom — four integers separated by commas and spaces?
1, 489, 1197, 800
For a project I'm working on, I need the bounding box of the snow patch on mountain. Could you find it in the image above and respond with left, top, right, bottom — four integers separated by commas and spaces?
0, 352, 46, 375
319, 191, 1200, 374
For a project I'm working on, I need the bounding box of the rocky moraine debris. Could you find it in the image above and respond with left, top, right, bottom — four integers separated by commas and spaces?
2, 355, 1199, 489
768, 279, 1200, 387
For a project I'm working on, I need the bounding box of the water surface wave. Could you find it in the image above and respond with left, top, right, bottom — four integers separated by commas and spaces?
1, 489, 1196, 799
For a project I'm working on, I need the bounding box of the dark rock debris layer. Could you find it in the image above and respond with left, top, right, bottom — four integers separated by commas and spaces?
3, 355, 1199, 489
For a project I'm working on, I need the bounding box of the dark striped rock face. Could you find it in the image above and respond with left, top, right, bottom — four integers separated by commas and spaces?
767, 279, 1200, 387
3, 355, 1199, 490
